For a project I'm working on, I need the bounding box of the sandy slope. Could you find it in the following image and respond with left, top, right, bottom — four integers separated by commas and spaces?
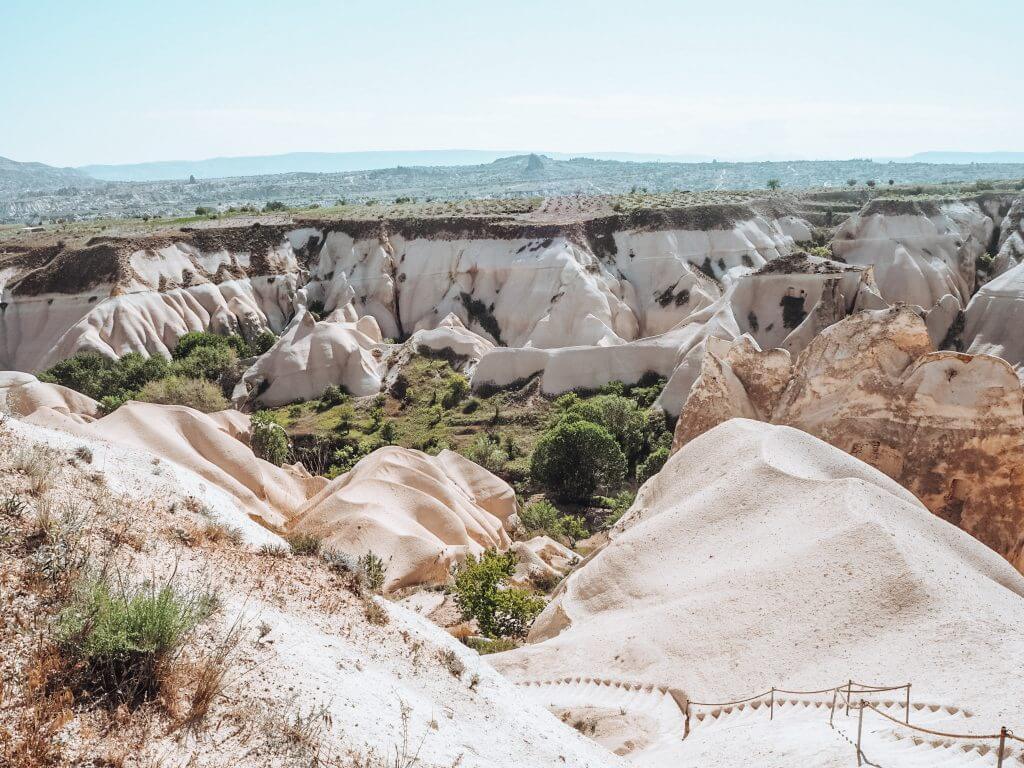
491, 420, 1024, 763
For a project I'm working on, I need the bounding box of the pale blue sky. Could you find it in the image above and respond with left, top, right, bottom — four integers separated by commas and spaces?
3, 0, 1020, 166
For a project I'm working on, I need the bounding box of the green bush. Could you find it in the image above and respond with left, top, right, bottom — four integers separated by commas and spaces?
636, 445, 670, 485
531, 421, 626, 501
317, 384, 349, 411
56, 575, 212, 705
170, 344, 238, 382
440, 374, 470, 409
251, 411, 289, 465
172, 331, 250, 361
40, 351, 169, 401
250, 330, 278, 356
135, 376, 229, 413
519, 500, 589, 545
462, 433, 509, 474
358, 551, 387, 592
451, 550, 545, 638
560, 394, 646, 464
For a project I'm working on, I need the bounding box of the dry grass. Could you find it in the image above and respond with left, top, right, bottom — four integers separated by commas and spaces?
172, 617, 248, 733
363, 598, 389, 626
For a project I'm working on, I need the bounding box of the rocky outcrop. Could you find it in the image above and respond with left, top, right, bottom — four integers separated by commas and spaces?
233, 308, 385, 407
963, 260, 1024, 369
672, 306, 1024, 570
492, 420, 1024, 738
831, 198, 994, 309
474, 253, 884, 413
288, 446, 518, 591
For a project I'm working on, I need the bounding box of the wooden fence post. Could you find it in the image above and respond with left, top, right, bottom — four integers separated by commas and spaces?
856, 702, 865, 766
997, 727, 1007, 768
684, 702, 691, 739
829, 689, 837, 727
770, 687, 775, 721
846, 680, 853, 716
904, 683, 911, 724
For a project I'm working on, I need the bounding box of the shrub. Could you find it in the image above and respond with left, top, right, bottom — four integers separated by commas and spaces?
462, 434, 509, 474
358, 551, 387, 592
172, 331, 250, 361
251, 411, 289, 465
531, 421, 626, 501
170, 344, 238, 382
636, 445, 670, 485
56, 574, 212, 705
251, 330, 278, 356
440, 374, 470, 409
766, 179, 780, 190
136, 376, 228, 412
561, 394, 646, 464
41, 351, 169, 401
263, 201, 287, 212
316, 385, 349, 411
519, 499, 587, 543
451, 550, 545, 638
285, 532, 322, 556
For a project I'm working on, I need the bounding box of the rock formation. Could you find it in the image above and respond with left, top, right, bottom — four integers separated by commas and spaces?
492, 420, 1024, 762
289, 446, 518, 591
672, 306, 1024, 571
233, 308, 384, 407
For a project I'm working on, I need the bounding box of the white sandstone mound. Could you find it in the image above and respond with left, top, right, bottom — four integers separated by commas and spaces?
301, 212, 807, 351
21, 400, 320, 531
288, 446, 518, 591
672, 305, 1024, 572
473, 253, 883, 414
511, 535, 579, 586
0, 370, 99, 422
0, 235, 300, 371
990, 199, 1024, 275
405, 312, 495, 366
831, 199, 994, 309
491, 420, 1024, 758
233, 308, 384, 407
963, 260, 1024, 369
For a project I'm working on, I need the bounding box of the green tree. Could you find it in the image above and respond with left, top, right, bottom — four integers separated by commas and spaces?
251, 411, 289, 465
451, 550, 545, 638
766, 179, 781, 190
531, 421, 626, 501
636, 445, 670, 485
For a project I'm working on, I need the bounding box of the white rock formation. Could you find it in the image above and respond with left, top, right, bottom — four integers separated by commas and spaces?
491, 420, 1024, 762
0, 370, 99, 422
511, 535, 579, 586
288, 446, 518, 591
831, 199, 994, 309
963, 260, 1024, 369
233, 308, 384, 407
1, 234, 300, 371
672, 306, 1024, 572
1, 416, 622, 768
473, 253, 884, 414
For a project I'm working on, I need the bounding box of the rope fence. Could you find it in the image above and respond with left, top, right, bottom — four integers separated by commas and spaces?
675, 678, 1022, 767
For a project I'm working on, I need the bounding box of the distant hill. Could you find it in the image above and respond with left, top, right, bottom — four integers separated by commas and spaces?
78, 149, 718, 182
895, 151, 1024, 165
0, 156, 98, 195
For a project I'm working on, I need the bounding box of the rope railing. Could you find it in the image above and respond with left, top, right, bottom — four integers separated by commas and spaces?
520, 675, 1022, 765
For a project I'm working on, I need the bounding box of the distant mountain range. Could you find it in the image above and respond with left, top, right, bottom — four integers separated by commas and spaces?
4, 150, 1022, 185
77, 150, 717, 182
0, 156, 98, 195
890, 151, 1024, 165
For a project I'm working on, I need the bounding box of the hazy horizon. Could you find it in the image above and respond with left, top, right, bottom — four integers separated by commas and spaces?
3, 0, 1022, 167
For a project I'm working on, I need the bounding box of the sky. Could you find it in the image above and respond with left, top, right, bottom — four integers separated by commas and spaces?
2, 0, 1021, 167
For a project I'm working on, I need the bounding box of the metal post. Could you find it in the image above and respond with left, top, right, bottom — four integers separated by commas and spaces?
856, 702, 865, 766
846, 680, 853, 716
770, 687, 775, 721
684, 702, 691, 739
997, 727, 1007, 768
905, 683, 911, 724
829, 689, 837, 727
